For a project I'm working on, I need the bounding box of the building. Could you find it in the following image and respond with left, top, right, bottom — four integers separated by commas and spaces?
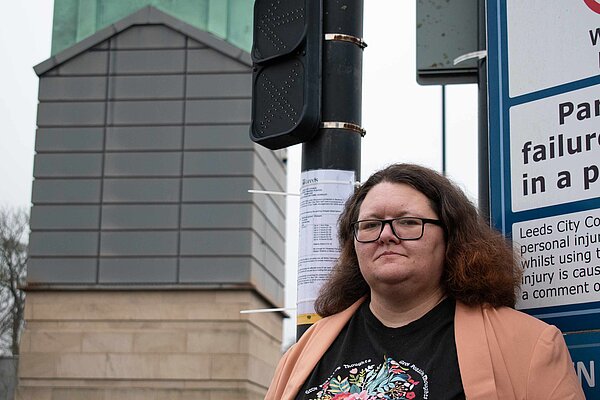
19, 4, 286, 399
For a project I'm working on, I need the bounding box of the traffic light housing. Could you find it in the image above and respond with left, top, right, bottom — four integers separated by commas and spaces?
250, 0, 322, 150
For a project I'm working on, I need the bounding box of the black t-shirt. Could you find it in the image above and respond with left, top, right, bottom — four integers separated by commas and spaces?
296, 297, 465, 400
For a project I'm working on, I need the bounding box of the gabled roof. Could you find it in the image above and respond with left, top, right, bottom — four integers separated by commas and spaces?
34, 5, 252, 76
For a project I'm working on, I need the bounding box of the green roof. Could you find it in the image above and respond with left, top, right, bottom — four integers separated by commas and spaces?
51, 0, 254, 55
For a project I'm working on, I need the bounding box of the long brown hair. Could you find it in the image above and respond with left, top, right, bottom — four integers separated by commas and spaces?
314, 163, 521, 317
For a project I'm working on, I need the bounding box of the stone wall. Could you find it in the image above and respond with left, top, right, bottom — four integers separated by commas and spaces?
17, 290, 283, 399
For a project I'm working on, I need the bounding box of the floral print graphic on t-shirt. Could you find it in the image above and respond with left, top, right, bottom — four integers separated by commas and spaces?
304, 356, 426, 400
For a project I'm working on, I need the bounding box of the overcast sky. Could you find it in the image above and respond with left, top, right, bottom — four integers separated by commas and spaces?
0, 2, 478, 344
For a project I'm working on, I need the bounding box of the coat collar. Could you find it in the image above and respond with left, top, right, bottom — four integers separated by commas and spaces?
454, 301, 500, 400
281, 298, 366, 399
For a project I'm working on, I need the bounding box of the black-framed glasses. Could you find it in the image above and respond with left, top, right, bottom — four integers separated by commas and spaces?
351, 217, 444, 243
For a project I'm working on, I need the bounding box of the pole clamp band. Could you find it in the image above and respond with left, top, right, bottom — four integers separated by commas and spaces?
324, 33, 367, 49
321, 121, 366, 137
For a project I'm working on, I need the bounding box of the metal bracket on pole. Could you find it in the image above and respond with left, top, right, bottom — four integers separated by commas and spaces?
453, 50, 487, 66
324, 33, 367, 49
320, 121, 366, 137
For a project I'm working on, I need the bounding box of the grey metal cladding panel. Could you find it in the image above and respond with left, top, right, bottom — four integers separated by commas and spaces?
107, 100, 184, 125
99, 258, 177, 283
180, 231, 252, 256
28, 232, 99, 256
30, 205, 100, 230
179, 257, 251, 283
186, 73, 251, 98
35, 128, 104, 152
101, 205, 179, 229
185, 99, 250, 124
255, 145, 286, 182
182, 177, 252, 202
180, 203, 252, 229
100, 232, 178, 256
113, 25, 186, 49
56, 50, 108, 75
106, 126, 182, 151
252, 209, 285, 251
250, 205, 269, 239
27, 258, 97, 284
184, 125, 252, 150
183, 150, 252, 176
103, 178, 180, 203
253, 152, 285, 193
37, 102, 106, 126
252, 181, 285, 219
253, 178, 285, 215
33, 154, 103, 178
253, 200, 285, 236
250, 217, 285, 263
38, 77, 107, 101
250, 260, 284, 304
252, 161, 285, 215
109, 75, 184, 100
32, 179, 101, 203
111, 49, 185, 74
254, 195, 286, 234
104, 153, 181, 177
186, 39, 207, 49
251, 263, 285, 304
187, 48, 249, 73
94, 42, 109, 50
264, 224, 285, 261
251, 234, 284, 282
265, 246, 285, 270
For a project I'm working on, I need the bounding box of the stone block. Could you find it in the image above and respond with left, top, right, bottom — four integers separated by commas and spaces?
158, 354, 211, 380
187, 328, 241, 354
29, 331, 82, 353
105, 354, 161, 379
242, 326, 282, 365
133, 331, 186, 353
210, 354, 248, 380
82, 332, 134, 353
19, 353, 57, 378
15, 387, 52, 400
50, 388, 105, 400
56, 354, 107, 378
103, 389, 162, 400
248, 355, 278, 389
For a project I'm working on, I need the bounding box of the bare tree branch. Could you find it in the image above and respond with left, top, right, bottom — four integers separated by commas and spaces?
0, 206, 28, 356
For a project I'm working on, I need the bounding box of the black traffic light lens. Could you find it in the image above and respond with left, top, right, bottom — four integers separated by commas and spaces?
253, 0, 306, 62
254, 58, 304, 137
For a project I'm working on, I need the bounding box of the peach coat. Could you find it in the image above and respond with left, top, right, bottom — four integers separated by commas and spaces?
265, 298, 585, 400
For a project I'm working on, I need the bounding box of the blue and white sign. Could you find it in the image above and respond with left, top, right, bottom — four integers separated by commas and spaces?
487, 0, 600, 331
565, 331, 600, 398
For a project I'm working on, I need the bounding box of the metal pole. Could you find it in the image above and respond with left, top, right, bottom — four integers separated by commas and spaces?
478, 0, 490, 222
442, 85, 447, 176
298, 0, 364, 339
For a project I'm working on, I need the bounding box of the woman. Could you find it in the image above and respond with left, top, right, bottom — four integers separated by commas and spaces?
266, 164, 584, 400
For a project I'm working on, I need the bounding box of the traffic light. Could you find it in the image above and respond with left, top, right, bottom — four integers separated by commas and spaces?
250, 0, 322, 150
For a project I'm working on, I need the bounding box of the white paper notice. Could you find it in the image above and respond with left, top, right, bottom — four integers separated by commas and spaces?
297, 169, 356, 318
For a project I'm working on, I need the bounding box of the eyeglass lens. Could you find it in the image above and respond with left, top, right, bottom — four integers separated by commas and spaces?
354, 218, 425, 242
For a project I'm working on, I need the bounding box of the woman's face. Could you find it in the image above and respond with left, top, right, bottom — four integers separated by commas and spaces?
354, 182, 446, 296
